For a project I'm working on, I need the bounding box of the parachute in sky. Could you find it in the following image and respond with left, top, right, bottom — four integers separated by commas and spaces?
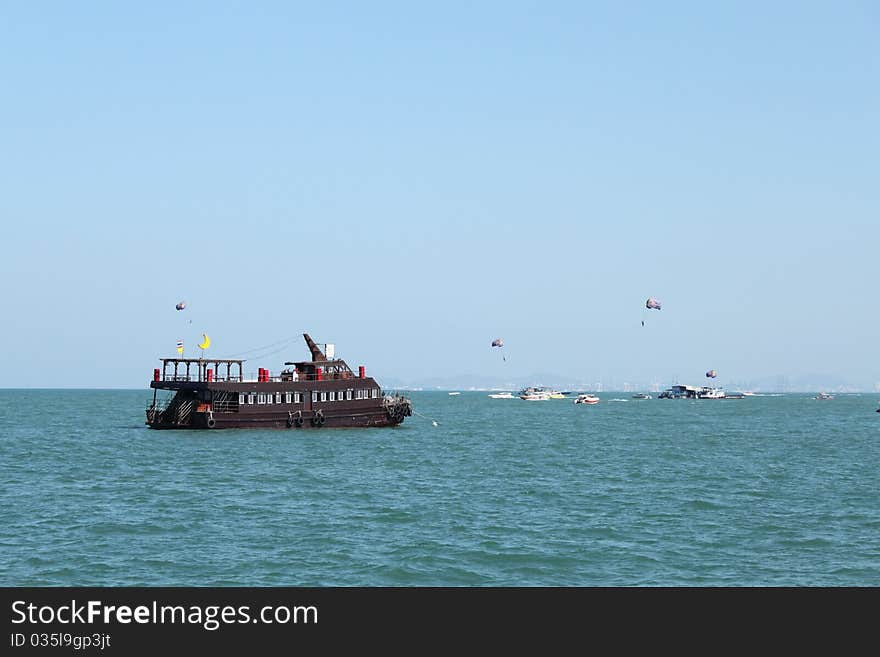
491, 338, 506, 361
706, 370, 717, 378
175, 301, 187, 311
642, 297, 662, 326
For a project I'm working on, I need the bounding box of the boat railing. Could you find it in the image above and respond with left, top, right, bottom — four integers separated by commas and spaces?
159, 375, 245, 383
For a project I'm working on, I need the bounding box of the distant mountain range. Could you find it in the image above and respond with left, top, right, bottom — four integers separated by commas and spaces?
376, 372, 879, 393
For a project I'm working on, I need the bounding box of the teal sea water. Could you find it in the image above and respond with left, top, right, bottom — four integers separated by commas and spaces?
1, 390, 878, 586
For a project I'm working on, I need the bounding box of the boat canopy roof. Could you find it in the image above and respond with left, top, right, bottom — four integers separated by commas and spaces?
159, 357, 245, 366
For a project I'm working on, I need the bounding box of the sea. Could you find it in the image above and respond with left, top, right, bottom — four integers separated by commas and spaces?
1, 389, 878, 586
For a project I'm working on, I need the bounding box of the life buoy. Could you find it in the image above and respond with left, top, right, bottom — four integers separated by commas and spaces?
311, 410, 325, 427
286, 417, 294, 428
207, 418, 216, 428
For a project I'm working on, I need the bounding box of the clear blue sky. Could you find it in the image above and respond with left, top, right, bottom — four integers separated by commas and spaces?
2, 2, 877, 389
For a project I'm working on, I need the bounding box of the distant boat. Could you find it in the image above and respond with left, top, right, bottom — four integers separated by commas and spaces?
448, 392, 461, 396
631, 393, 652, 399
814, 392, 834, 400
697, 386, 726, 399
518, 387, 551, 401
574, 394, 600, 405
488, 392, 515, 399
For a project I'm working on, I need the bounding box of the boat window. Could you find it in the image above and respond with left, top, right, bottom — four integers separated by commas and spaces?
284, 392, 291, 404
266, 393, 273, 404
311, 391, 318, 403
248, 394, 255, 405
257, 394, 266, 404
275, 392, 282, 404
294, 392, 301, 404
329, 391, 335, 401
238, 393, 246, 405
320, 392, 327, 402
346, 389, 352, 400
371, 388, 378, 399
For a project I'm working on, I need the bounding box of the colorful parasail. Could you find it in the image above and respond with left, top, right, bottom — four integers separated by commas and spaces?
646, 298, 662, 310
491, 338, 504, 348
706, 370, 717, 378
175, 301, 187, 311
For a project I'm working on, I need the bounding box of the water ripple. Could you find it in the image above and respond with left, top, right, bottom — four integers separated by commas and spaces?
1, 390, 879, 585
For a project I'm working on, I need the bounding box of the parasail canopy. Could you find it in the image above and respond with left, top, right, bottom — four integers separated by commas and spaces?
646, 298, 661, 310
491, 338, 504, 348
175, 301, 187, 311
706, 370, 717, 378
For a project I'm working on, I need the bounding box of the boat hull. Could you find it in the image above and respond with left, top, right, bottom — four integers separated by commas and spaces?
146, 409, 405, 430
145, 381, 412, 430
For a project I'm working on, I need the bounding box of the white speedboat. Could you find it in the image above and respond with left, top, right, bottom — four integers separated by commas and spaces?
519, 387, 551, 401
448, 392, 461, 396
631, 393, 652, 399
814, 392, 834, 400
488, 392, 515, 399
574, 394, 599, 405
697, 387, 726, 399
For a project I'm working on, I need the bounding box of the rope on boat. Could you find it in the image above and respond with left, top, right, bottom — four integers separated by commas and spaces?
218, 334, 304, 359
411, 409, 439, 426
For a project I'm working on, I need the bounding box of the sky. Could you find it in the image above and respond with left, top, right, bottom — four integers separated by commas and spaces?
1, 1, 877, 389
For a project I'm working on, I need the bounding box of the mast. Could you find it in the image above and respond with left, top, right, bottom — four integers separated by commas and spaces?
303, 333, 327, 362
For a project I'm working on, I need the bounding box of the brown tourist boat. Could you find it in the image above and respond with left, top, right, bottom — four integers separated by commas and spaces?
146, 334, 412, 430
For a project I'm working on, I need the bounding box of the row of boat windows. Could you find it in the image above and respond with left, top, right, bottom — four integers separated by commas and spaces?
238, 389, 379, 405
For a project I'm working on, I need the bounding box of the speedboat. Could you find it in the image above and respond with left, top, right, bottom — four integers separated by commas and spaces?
697, 386, 726, 399
631, 393, 651, 399
574, 394, 599, 405
814, 392, 834, 400
488, 392, 515, 399
519, 387, 551, 401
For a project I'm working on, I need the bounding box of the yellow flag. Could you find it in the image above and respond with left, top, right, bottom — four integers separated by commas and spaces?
198, 334, 210, 350
176, 339, 184, 355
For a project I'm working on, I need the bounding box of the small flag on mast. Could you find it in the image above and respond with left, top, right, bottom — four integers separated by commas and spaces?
177, 339, 184, 355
